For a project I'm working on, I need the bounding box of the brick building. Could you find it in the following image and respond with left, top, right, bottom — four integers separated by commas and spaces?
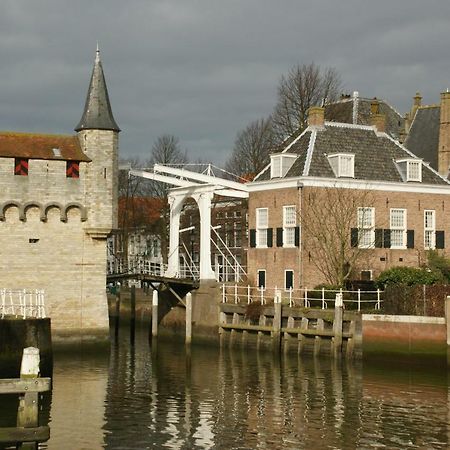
246, 104, 450, 290
0, 49, 119, 343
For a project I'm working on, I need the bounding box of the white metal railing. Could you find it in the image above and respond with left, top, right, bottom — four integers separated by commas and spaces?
0, 289, 46, 319
107, 257, 167, 277
221, 284, 383, 311
211, 228, 246, 283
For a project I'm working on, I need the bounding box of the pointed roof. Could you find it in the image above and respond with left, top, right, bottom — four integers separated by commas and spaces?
75, 48, 120, 132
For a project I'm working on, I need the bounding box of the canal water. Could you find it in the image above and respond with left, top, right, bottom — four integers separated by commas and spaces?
1, 326, 450, 449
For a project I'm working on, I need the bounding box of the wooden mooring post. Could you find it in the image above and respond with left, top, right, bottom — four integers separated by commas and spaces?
0, 347, 51, 448
152, 289, 159, 339
130, 285, 136, 345
186, 292, 193, 346
114, 286, 121, 339
332, 293, 344, 358
272, 290, 282, 353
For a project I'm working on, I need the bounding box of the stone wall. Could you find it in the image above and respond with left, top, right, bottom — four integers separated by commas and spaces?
0, 130, 118, 343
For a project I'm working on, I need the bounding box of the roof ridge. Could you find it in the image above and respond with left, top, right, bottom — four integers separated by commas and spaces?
324, 121, 375, 131
0, 131, 76, 138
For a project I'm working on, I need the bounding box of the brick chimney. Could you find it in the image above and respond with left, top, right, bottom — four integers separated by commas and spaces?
307, 106, 325, 127
370, 100, 386, 133
438, 91, 450, 177
410, 92, 422, 120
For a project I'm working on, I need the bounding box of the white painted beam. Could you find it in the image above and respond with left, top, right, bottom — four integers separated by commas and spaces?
129, 169, 200, 187
154, 164, 248, 192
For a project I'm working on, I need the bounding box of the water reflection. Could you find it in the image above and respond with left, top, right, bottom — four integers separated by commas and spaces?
10, 326, 448, 449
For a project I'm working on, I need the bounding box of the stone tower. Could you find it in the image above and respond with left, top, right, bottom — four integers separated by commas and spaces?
75, 47, 120, 234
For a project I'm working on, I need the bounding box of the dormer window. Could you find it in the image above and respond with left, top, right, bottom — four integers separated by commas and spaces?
270, 153, 297, 178
407, 160, 421, 182
395, 158, 422, 182
327, 153, 355, 178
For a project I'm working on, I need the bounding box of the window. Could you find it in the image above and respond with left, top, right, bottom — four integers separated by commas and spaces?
407, 160, 422, 182
285, 270, 294, 290
328, 153, 355, 178
424, 210, 435, 249
361, 270, 372, 281
66, 161, 80, 178
270, 154, 297, 178
14, 158, 28, 176
390, 209, 406, 248
283, 205, 296, 247
256, 208, 268, 247
271, 156, 281, 178
357, 207, 375, 248
257, 270, 266, 289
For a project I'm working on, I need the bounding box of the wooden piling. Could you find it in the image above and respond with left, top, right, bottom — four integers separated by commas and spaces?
130, 285, 136, 345
333, 293, 344, 358
446, 296, 450, 346
114, 288, 121, 339
186, 292, 192, 345
272, 291, 282, 353
17, 347, 40, 450
152, 289, 159, 339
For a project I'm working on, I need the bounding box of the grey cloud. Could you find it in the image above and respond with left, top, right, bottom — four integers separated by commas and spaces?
2, 0, 450, 164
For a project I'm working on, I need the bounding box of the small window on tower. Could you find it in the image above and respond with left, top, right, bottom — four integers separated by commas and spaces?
66, 161, 80, 178
14, 158, 29, 176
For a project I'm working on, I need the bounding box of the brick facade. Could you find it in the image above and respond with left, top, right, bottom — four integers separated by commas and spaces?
248, 185, 450, 289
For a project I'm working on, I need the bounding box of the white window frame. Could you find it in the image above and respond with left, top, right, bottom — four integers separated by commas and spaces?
328, 153, 355, 178
270, 153, 297, 179
283, 205, 296, 247
284, 269, 294, 291
406, 160, 422, 182
390, 208, 407, 249
360, 270, 373, 281
357, 207, 375, 249
256, 208, 268, 248
424, 210, 436, 250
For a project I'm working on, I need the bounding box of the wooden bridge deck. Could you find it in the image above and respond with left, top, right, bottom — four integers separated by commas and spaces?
107, 272, 199, 290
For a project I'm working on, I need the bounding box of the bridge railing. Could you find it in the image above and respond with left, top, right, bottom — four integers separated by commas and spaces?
0, 289, 46, 319
221, 284, 383, 311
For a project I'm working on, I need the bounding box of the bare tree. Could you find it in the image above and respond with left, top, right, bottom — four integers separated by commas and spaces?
301, 187, 378, 287
272, 63, 342, 142
147, 134, 188, 199
225, 117, 275, 180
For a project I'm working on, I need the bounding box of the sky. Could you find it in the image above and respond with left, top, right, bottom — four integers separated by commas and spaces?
2, 0, 450, 166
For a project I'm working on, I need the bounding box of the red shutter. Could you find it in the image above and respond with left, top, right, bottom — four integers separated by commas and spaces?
14, 158, 28, 176
66, 161, 80, 178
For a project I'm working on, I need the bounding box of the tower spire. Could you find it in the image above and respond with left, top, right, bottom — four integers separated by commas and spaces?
75, 47, 120, 132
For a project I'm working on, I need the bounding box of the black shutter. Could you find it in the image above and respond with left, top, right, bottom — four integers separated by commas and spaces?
249, 229, 256, 248
267, 228, 273, 247
294, 226, 300, 247
383, 229, 391, 249
351, 228, 358, 248
407, 230, 414, 249
276, 228, 283, 247
285, 270, 294, 290
436, 231, 445, 249
375, 229, 383, 248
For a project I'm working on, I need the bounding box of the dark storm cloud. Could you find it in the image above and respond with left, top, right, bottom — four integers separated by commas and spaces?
2, 0, 450, 165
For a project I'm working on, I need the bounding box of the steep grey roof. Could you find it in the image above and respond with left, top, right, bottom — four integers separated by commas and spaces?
254, 122, 448, 186
325, 97, 404, 140
404, 106, 440, 170
75, 49, 120, 132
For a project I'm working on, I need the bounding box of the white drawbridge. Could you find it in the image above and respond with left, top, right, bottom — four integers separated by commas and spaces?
129, 164, 249, 282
